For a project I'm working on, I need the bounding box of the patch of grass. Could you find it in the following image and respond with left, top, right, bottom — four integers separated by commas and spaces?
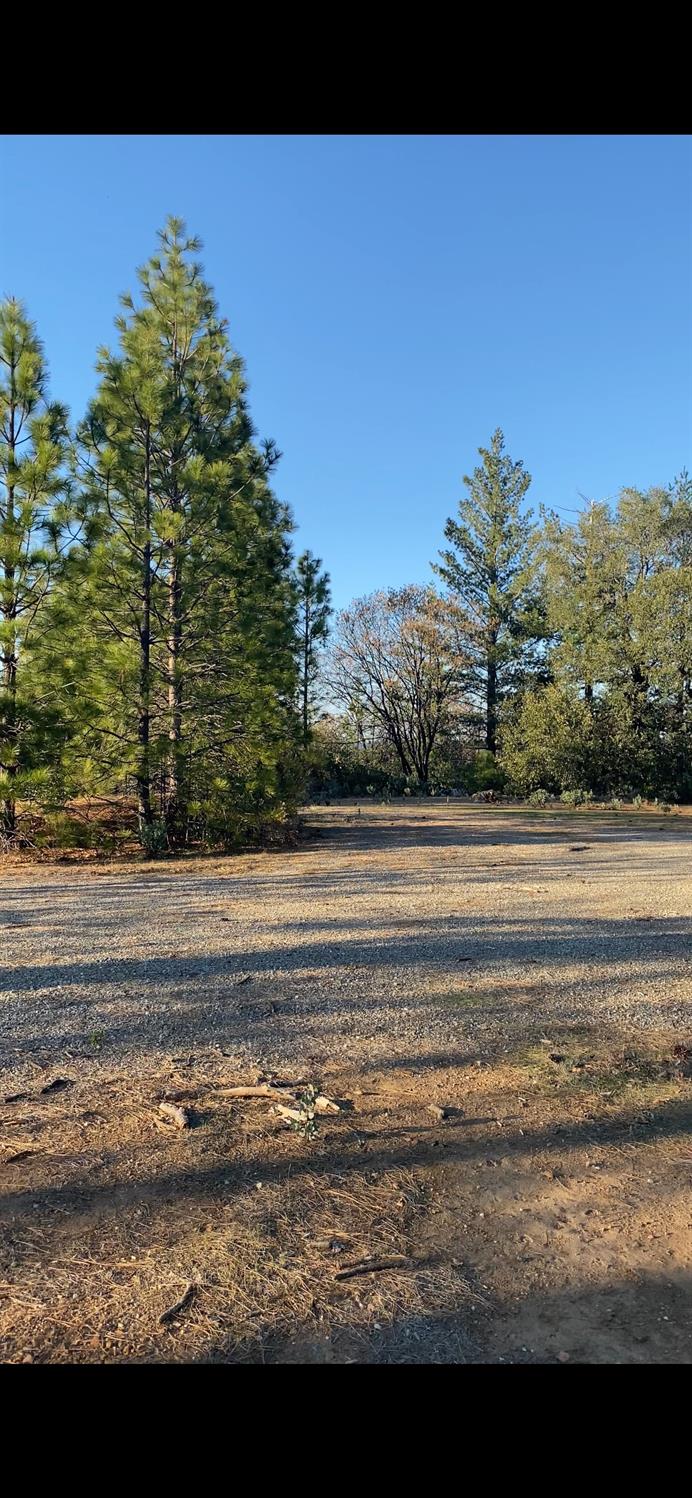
514, 1039, 688, 1103
431, 989, 489, 1010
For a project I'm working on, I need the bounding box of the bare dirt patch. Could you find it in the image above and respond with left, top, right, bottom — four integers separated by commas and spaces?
1, 803, 690, 1363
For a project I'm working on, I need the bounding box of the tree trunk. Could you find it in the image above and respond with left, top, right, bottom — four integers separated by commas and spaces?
136, 428, 153, 833
302, 606, 310, 747
1, 652, 17, 838
165, 545, 184, 838
486, 643, 498, 755
1, 385, 17, 838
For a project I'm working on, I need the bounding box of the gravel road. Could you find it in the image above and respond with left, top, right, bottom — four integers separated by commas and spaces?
2, 804, 690, 1094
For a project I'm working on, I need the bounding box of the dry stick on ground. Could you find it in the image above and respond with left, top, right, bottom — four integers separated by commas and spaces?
334, 1256, 411, 1281
159, 1282, 197, 1324
215, 1085, 285, 1100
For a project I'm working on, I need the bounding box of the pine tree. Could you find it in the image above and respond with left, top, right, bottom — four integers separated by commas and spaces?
77, 218, 299, 844
0, 298, 72, 837
434, 428, 542, 753
295, 551, 331, 746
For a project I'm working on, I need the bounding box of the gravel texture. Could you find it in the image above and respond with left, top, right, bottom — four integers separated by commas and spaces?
1, 803, 690, 1095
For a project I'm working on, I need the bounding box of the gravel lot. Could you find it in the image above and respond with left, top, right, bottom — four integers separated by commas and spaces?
2, 803, 690, 1090
1, 803, 690, 1365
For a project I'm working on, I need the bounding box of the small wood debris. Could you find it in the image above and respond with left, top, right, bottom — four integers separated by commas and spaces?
335, 1255, 411, 1282
216, 1084, 341, 1114
216, 1085, 284, 1100
39, 1078, 73, 1095
314, 1095, 341, 1115
275, 1103, 304, 1124
159, 1282, 197, 1324
158, 1101, 191, 1129
428, 1104, 449, 1121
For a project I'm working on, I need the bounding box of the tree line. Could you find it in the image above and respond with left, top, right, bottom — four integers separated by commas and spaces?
2, 222, 689, 853
0, 219, 331, 851
319, 431, 691, 804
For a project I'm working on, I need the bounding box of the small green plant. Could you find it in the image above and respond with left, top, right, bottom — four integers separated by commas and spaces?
609, 797, 623, 811
632, 794, 644, 810
559, 788, 590, 807
89, 1028, 106, 1051
291, 1084, 320, 1142
139, 819, 168, 857
42, 812, 96, 850
528, 788, 550, 808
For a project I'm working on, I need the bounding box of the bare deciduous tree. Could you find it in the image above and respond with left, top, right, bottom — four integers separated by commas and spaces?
329, 585, 467, 787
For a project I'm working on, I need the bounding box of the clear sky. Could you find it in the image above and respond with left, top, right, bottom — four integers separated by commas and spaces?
1, 134, 690, 609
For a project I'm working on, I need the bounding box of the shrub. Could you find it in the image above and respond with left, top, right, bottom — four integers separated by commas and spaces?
139, 819, 169, 857
560, 788, 592, 807
528, 788, 550, 808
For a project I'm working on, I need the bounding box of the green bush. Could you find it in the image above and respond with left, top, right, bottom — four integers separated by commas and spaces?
559, 788, 592, 807
527, 788, 550, 807
139, 819, 169, 857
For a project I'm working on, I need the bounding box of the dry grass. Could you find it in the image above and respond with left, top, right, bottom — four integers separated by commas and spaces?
0, 1065, 471, 1364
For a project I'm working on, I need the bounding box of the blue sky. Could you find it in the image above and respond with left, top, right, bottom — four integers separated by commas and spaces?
1, 134, 690, 609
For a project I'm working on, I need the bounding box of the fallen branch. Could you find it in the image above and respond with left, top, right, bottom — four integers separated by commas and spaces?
215, 1085, 284, 1100
159, 1282, 197, 1324
335, 1256, 410, 1281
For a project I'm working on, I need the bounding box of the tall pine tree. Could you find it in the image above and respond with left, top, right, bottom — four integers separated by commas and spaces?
434, 428, 542, 753
295, 550, 331, 746
77, 218, 299, 844
0, 299, 73, 837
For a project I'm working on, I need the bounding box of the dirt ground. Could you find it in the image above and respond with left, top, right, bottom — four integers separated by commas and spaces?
1, 802, 690, 1364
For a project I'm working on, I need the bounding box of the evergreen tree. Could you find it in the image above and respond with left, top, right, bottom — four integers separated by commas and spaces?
295, 550, 331, 746
77, 218, 299, 844
0, 298, 73, 837
434, 428, 543, 753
